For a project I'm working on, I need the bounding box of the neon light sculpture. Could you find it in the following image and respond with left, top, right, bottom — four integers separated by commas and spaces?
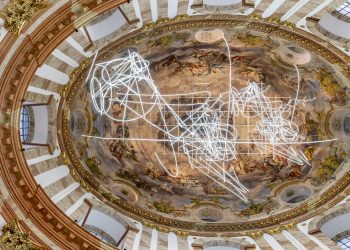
86, 38, 335, 202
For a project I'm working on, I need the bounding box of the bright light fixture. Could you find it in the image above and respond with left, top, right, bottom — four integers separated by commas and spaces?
85, 37, 335, 201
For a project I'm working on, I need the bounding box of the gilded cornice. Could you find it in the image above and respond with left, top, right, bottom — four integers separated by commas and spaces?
249, 13, 296, 29
57, 15, 350, 236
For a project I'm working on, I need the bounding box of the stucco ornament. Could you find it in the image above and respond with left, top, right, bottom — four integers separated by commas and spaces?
0, 219, 44, 250
0, 0, 46, 35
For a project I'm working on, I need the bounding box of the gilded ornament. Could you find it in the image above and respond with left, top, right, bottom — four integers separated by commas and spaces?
60, 152, 70, 165
174, 230, 190, 237
0, 0, 47, 35
0, 219, 44, 250
248, 231, 263, 238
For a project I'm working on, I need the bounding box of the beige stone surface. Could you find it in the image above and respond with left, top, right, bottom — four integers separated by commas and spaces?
45, 54, 75, 76
138, 227, 152, 250
70, 201, 90, 222
273, 233, 297, 249
30, 75, 64, 94
29, 156, 61, 177
157, 232, 168, 250
177, 236, 189, 250
254, 237, 274, 250
288, 228, 320, 249
56, 187, 86, 215
313, 232, 342, 249
44, 175, 75, 198
123, 229, 138, 250
25, 92, 51, 103
23, 146, 50, 160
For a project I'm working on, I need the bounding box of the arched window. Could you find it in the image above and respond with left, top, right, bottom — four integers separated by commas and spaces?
337, 235, 350, 249
20, 107, 30, 142
336, 1, 350, 17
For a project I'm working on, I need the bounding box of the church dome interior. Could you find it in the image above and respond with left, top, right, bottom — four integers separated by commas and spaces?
0, 0, 350, 249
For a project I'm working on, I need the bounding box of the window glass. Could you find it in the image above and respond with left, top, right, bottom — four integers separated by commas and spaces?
338, 235, 350, 249
20, 107, 30, 142
336, 1, 350, 17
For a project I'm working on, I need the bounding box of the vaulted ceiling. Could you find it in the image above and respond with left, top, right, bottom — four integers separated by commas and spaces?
0, 1, 349, 249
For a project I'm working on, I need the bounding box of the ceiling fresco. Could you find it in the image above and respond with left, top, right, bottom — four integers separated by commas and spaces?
67, 26, 350, 224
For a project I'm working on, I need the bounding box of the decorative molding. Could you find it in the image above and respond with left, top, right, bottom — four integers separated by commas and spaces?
247, 222, 296, 239
56, 14, 350, 236
249, 13, 296, 29
0, 219, 44, 250
141, 220, 189, 237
